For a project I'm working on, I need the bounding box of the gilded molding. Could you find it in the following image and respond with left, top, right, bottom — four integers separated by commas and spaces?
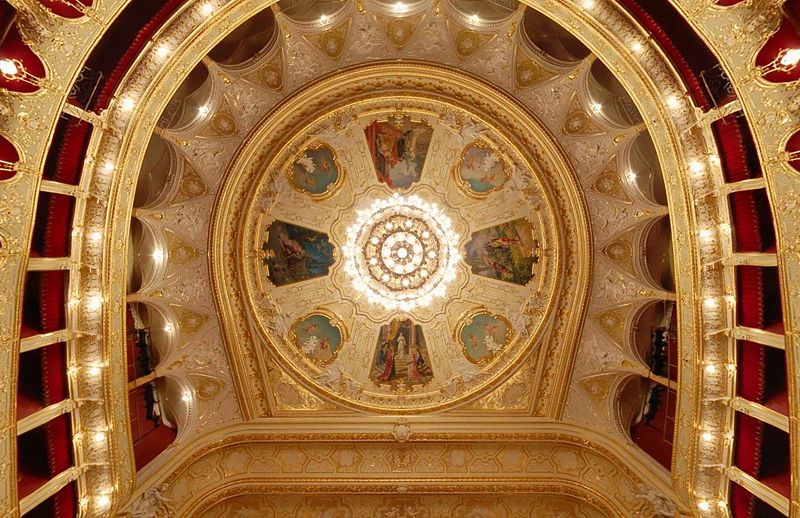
665, 1, 800, 513
0, 1, 136, 516
75, 0, 283, 513
119, 419, 690, 517
1, 0, 780, 515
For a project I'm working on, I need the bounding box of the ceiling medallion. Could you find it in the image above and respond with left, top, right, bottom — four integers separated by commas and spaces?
343, 193, 461, 311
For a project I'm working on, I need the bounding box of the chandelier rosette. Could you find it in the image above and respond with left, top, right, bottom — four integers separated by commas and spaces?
343, 193, 461, 311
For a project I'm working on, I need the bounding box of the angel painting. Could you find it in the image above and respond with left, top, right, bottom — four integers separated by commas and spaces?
289, 144, 342, 197
365, 117, 432, 189
457, 144, 509, 195
370, 319, 433, 387
292, 313, 343, 364
261, 221, 335, 286
459, 312, 512, 363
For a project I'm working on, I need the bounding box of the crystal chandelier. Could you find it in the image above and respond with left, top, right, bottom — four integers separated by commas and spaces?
343, 193, 461, 311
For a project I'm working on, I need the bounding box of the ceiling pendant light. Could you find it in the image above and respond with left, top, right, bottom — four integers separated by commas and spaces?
343, 193, 461, 311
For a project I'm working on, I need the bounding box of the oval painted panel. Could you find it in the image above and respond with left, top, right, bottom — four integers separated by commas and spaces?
457, 144, 508, 195
289, 144, 343, 198
292, 313, 344, 364
458, 312, 512, 363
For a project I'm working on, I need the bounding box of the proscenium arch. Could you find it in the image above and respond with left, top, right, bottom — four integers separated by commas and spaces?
75, 0, 724, 513
196, 492, 608, 518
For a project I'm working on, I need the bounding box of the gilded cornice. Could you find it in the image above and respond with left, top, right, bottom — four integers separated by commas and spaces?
63, 0, 283, 514
26, 0, 698, 511
0, 1, 137, 516
191, 481, 617, 517
120, 419, 690, 517
0, 0, 775, 515
196, 492, 608, 518
515, 0, 719, 511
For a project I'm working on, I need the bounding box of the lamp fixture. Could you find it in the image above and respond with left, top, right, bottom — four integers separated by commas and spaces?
343, 193, 461, 311
0, 57, 50, 90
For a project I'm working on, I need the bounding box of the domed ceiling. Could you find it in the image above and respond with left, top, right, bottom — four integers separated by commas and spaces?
4, 0, 800, 512
214, 62, 589, 413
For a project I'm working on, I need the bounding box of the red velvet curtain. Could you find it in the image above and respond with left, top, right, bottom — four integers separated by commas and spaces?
711, 115, 761, 183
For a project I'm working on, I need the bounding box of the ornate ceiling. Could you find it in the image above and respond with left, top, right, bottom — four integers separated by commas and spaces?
216, 63, 585, 414
3, 0, 799, 516
119, 0, 680, 513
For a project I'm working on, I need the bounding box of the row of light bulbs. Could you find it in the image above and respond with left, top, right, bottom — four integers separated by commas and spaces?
64, 1, 218, 514
536, 3, 738, 512
691, 142, 734, 516
574, 1, 745, 514
316, 1, 490, 25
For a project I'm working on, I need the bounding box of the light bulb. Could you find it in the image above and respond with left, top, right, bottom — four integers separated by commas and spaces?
689, 160, 705, 174
152, 248, 164, 263
155, 44, 171, 59
96, 494, 111, 508
779, 48, 800, 68
392, 2, 408, 13
699, 228, 715, 242
120, 97, 135, 112
0, 59, 18, 76
87, 295, 103, 311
